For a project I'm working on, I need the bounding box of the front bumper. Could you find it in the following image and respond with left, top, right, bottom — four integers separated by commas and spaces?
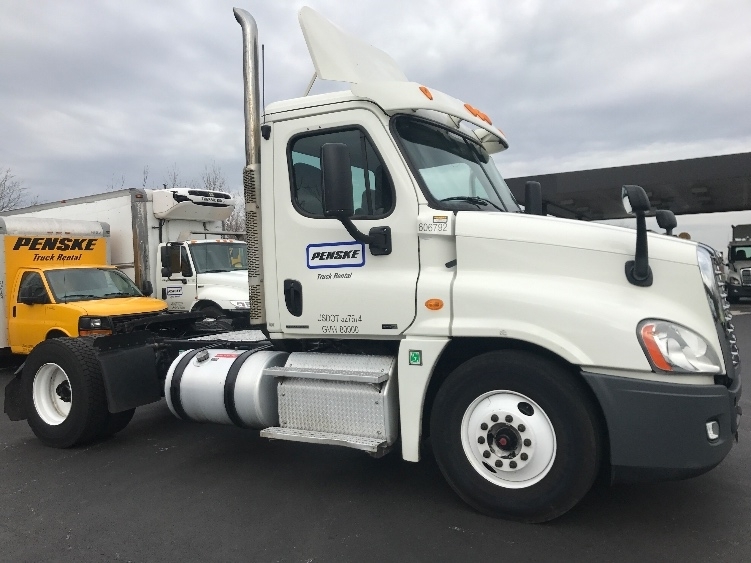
582, 370, 741, 483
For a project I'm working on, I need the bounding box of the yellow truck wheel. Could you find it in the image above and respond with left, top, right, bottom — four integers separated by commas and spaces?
22, 338, 109, 448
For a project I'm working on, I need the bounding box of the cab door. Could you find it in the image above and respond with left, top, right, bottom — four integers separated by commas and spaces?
271, 109, 419, 338
9, 270, 52, 353
159, 244, 197, 312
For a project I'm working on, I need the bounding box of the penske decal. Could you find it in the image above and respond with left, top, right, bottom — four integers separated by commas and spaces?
12, 237, 98, 251
306, 241, 365, 269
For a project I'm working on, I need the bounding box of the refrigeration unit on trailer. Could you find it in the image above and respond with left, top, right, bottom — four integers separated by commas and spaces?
3, 6, 741, 523
3, 188, 252, 324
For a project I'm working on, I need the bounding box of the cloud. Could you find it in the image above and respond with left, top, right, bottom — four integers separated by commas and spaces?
1, 0, 750, 202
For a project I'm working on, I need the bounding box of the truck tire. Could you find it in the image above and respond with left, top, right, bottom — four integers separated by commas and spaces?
430, 350, 601, 522
98, 409, 136, 438
196, 305, 233, 331
22, 338, 109, 448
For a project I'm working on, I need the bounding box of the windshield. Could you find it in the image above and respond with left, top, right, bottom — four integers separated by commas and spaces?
189, 242, 247, 274
730, 245, 751, 261
45, 268, 142, 303
393, 115, 520, 212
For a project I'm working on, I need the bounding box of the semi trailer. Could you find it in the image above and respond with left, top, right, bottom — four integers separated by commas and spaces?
3, 188, 251, 324
3, 6, 742, 522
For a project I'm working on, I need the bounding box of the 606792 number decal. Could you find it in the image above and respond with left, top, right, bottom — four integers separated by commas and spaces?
418, 222, 448, 233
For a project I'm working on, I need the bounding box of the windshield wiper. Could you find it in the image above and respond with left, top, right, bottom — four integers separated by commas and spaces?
201, 269, 230, 273
440, 196, 504, 212
103, 292, 135, 298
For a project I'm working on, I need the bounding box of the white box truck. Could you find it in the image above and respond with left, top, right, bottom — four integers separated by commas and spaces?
4, 6, 741, 523
4, 188, 252, 326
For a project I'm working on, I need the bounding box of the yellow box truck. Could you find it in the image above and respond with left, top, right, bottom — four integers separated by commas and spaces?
0, 216, 167, 354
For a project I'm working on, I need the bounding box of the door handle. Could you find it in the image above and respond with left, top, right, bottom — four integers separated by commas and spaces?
284, 279, 303, 317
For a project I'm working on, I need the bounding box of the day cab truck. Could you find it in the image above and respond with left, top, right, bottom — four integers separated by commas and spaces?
0, 216, 167, 354
3, 188, 250, 325
4, 6, 742, 523
726, 224, 751, 303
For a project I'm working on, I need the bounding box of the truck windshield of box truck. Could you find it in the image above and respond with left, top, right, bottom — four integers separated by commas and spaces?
188, 242, 247, 274
393, 115, 520, 212
45, 268, 143, 302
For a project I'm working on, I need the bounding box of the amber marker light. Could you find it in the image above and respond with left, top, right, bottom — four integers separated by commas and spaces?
419, 86, 433, 100
425, 299, 444, 311
639, 322, 673, 372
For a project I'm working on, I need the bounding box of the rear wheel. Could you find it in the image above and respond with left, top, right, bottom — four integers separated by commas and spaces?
23, 338, 109, 448
430, 350, 602, 522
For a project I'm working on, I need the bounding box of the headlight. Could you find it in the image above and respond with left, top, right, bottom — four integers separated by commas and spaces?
728, 276, 741, 286
637, 320, 721, 374
230, 301, 250, 309
78, 316, 113, 336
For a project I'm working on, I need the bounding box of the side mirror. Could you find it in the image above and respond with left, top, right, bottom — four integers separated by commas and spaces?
621, 184, 652, 287
142, 280, 153, 297
18, 289, 47, 305
161, 267, 171, 278
655, 209, 677, 236
321, 143, 354, 218
524, 181, 543, 216
320, 142, 391, 256
160, 246, 170, 269
621, 185, 650, 215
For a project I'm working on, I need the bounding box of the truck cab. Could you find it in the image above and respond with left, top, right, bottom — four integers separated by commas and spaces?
726, 225, 751, 303
159, 238, 250, 324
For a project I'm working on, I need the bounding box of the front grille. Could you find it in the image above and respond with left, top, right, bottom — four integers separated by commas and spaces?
711, 251, 740, 371
741, 268, 751, 286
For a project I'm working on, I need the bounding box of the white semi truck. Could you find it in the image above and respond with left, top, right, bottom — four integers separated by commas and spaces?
3, 7, 741, 522
3, 188, 251, 325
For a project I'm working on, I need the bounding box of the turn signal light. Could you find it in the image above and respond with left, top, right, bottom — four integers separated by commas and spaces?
425, 299, 444, 311
419, 86, 433, 100
79, 329, 113, 337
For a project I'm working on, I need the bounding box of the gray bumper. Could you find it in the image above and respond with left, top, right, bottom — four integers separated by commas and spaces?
582, 370, 741, 483
727, 284, 751, 298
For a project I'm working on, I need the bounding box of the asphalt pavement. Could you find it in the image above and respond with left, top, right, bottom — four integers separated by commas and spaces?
2, 311, 751, 562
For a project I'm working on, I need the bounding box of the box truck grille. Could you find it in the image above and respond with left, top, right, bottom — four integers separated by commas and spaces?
741, 268, 751, 286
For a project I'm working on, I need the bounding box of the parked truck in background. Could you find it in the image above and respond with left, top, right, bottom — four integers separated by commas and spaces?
3, 6, 742, 522
3, 188, 250, 325
0, 216, 166, 355
725, 224, 751, 303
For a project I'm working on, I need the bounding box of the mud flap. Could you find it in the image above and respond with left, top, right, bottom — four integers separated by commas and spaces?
98, 345, 162, 413
4, 376, 26, 421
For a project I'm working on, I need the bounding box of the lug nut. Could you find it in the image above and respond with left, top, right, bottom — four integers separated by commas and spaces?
481, 423, 488, 431
518, 424, 526, 432
523, 439, 531, 447
509, 461, 517, 469
505, 415, 513, 423
495, 460, 503, 468
483, 450, 491, 459
520, 453, 528, 461
491, 414, 499, 422
478, 436, 485, 444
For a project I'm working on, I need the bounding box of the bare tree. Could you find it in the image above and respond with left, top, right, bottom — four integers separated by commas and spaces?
0, 168, 37, 211
201, 162, 227, 192
142, 165, 150, 188
223, 190, 246, 234
106, 172, 125, 192
164, 163, 181, 190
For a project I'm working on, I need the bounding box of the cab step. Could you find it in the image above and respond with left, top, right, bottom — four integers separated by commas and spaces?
260, 427, 388, 455
260, 352, 399, 454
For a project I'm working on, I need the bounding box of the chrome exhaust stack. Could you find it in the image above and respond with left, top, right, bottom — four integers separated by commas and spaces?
234, 7, 265, 325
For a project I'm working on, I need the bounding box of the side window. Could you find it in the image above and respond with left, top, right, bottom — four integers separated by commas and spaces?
289, 128, 394, 218
18, 272, 49, 303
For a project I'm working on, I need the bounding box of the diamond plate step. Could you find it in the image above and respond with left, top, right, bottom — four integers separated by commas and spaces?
263, 352, 395, 384
261, 427, 387, 453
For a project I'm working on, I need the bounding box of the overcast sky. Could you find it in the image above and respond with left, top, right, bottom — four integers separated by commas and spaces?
2, 0, 751, 204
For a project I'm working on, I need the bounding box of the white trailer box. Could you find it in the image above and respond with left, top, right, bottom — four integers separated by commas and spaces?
3, 189, 251, 324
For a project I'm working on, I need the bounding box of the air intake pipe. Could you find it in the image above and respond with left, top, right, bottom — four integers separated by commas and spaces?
234, 7, 265, 325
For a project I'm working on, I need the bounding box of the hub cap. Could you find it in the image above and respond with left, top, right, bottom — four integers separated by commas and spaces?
32, 363, 72, 426
461, 391, 556, 489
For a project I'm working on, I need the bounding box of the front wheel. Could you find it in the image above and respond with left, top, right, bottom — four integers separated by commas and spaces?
430, 350, 602, 522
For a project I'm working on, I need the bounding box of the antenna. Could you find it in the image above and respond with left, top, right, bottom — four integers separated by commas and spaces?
262, 44, 266, 123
